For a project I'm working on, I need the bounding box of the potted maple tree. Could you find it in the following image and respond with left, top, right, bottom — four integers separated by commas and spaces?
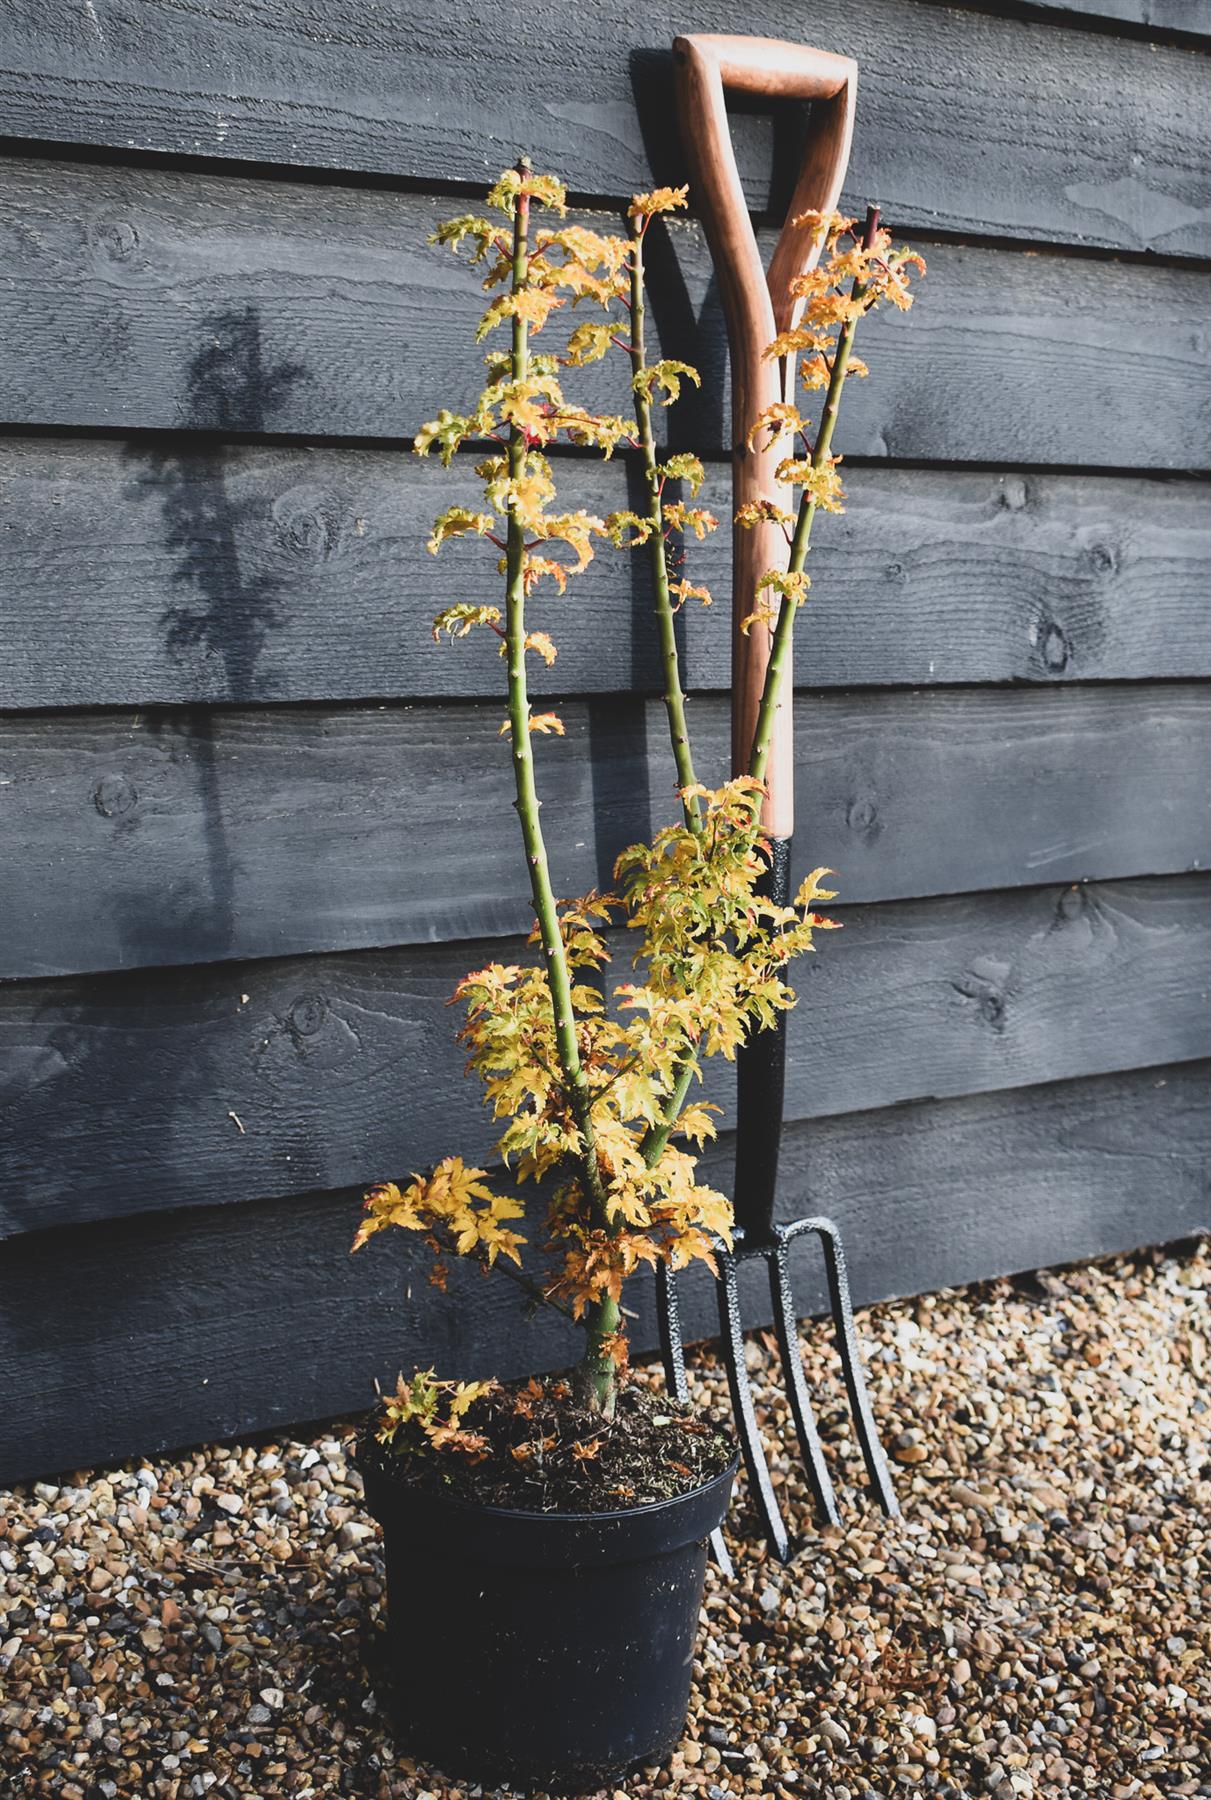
352, 163, 921, 1790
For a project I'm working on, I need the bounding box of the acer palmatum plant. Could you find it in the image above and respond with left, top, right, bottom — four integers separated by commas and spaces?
354, 165, 922, 1455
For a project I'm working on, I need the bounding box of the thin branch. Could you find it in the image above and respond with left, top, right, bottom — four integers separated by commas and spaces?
627, 212, 702, 835
487, 1248, 584, 1328
501, 166, 610, 1224
748, 206, 881, 791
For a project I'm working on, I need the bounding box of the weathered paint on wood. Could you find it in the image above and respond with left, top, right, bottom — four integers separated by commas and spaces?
2, 1059, 1206, 1483
988, 0, 1211, 34
4, 441, 1209, 710
3, 873, 1209, 1240
1, 1, 1207, 253
3, 686, 1210, 980
2, 159, 1210, 467
2, 0, 1210, 1481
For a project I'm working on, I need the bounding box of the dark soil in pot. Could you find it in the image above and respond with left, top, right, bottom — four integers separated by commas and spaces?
358, 1376, 737, 1792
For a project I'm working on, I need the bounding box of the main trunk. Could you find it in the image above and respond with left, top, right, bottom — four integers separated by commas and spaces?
501, 169, 616, 1415
576, 1295, 622, 1417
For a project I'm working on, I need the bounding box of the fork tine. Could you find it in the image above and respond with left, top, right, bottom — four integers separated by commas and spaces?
716, 1244, 793, 1562
655, 1259, 690, 1404
766, 1233, 840, 1527
791, 1217, 900, 1519
655, 1262, 735, 1577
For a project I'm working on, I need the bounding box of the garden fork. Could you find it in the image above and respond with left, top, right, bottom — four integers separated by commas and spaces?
656, 33, 899, 1565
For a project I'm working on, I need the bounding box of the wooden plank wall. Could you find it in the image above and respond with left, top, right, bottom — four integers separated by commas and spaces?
1, 0, 1208, 1480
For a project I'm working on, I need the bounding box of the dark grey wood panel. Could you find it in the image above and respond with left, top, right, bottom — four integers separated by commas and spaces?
3, 686, 1210, 981
3, 0, 1209, 1494
3, 874, 1209, 1239
789, 876, 1211, 1124
4, 438, 1209, 709
1, 1, 1208, 254
1, 158, 1209, 467
2, 1059, 1207, 1483
979, 0, 1211, 32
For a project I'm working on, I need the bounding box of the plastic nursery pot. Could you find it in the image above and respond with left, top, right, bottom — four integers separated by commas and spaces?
358, 1444, 738, 1792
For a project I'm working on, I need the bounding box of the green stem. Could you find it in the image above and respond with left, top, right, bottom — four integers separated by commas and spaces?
503, 166, 615, 1415
575, 1293, 621, 1416
643, 228, 881, 1241
748, 210, 879, 791
626, 214, 706, 1172
629, 215, 701, 834
640, 1047, 699, 1168
502, 172, 607, 1226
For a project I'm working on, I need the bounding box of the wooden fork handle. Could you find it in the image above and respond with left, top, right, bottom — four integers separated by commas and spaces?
678, 33, 854, 101
673, 34, 857, 837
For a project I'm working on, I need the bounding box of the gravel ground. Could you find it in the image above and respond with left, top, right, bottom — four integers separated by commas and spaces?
2, 1240, 1208, 1800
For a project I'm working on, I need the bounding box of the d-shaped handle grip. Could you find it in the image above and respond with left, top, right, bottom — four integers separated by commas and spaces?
673, 34, 857, 837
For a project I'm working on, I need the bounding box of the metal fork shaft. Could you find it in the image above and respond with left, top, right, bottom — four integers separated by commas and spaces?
716, 1247, 794, 1562
766, 1233, 840, 1526
655, 1261, 735, 1576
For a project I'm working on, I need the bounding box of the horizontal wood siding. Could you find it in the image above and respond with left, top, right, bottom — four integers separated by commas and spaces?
4, 875, 1209, 1240
1, 0, 1207, 1477
2, 161, 1210, 467
3, 2, 1208, 252
5, 444, 1210, 708
971, 1, 1211, 34
3, 1061, 1208, 1482
2, 688, 1210, 979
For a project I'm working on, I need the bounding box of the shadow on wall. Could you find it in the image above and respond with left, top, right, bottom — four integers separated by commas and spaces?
0, 312, 313, 1238
119, 306, 309, 962
129, 304, 307, 703
628, 41, 820, 450
629, 46, 727, 455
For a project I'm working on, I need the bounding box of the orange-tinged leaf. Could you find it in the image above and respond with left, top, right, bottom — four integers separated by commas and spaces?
432, 603, 503, 642
746, 402, 809, 450
735, 499, 795, 531
669, 578, 712, 609
524, 631, 558, 666
739, 601, 779, 636
528, 713, 565, 736
629, 185, 689, 217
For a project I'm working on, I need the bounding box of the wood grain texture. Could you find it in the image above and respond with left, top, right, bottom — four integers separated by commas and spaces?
3, 874, 1209, 1239
5, 439, 1209, 709
3, 686, 1210, 980
3, 0, 1210, 1487
2, 0, 1209, 254
2, 1058, 1207, 1483
974, 0, 1211, 33
2, 158, 1209, 468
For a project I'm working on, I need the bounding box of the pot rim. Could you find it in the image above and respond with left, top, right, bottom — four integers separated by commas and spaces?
356, 1424, 739, 1529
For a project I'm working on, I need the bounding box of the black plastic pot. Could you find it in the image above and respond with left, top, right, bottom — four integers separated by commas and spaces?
359, 1446, 737, 1792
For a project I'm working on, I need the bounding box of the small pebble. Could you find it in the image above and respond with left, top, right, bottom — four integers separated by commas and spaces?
0, 1241, 1204, 1800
